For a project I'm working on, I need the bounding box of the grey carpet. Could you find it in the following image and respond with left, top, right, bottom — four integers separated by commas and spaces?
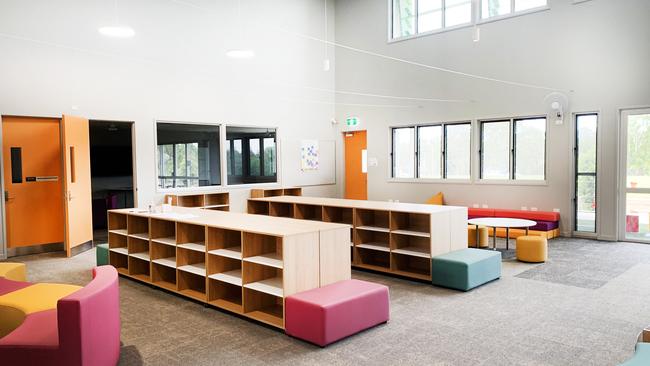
4, 238, 650, 366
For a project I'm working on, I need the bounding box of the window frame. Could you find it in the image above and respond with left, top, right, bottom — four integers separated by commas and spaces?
390, 121, 472, 182
224, 125, 280, 187
573, 112, 599, 235
478, 0, 550, 25
478, 116, 547, 183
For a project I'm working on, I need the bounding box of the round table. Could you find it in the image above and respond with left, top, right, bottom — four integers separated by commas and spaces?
467, 217, 536, 250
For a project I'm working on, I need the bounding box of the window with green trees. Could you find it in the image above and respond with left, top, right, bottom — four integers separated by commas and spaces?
226, 127, 277, 185
575, 113, 597, 233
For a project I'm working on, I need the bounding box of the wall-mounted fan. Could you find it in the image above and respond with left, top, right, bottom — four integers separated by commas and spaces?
544, 92, 569, 125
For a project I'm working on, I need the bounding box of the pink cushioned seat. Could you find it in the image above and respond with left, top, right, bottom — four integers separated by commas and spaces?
0, 278, 32, 296
285, 279, 389, 347
0, 266, 121, 366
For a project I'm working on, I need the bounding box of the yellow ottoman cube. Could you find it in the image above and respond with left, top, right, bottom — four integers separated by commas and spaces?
468, 226, 489, 248
0, 262, 26, 282
516, 236, 547, 263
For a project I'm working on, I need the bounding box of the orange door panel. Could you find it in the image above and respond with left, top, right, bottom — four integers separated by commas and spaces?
2, 116, 64, 248
344, 130, 367, 200
62, 115, 93, 256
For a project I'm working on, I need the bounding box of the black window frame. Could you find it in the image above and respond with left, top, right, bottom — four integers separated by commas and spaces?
574, 113, 598, 233
226, 128, 278, 185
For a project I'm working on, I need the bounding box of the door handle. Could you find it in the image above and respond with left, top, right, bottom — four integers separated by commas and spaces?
4, 191, 14, 202
66, 191, 74, 201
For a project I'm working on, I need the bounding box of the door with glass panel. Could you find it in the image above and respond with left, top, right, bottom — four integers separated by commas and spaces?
620, 109, 650, 242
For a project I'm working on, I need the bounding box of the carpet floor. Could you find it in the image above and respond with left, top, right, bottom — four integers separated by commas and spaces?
5, 238, 650, 366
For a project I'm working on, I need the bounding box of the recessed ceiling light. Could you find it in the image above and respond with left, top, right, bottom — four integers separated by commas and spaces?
98, 25, 135, 38
226, 49, 255, 59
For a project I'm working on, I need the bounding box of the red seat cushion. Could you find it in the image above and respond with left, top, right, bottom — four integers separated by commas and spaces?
468, 208, 495, 217
0, 309, 58, 348
0, 278, 32, 296
493, 209, 560, 222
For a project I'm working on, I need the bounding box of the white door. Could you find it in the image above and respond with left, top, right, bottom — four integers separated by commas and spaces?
619, 108, 650, 242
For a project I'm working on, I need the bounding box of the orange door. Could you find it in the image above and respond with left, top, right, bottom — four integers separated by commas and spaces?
344, 130, 367, 200
62, 115, 93, 256
2, 116, 65, 248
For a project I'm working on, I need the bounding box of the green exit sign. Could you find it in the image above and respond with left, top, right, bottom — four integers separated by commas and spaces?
346, 117, 359, 126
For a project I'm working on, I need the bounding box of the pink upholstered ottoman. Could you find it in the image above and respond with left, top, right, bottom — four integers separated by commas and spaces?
285, 279, 389, 346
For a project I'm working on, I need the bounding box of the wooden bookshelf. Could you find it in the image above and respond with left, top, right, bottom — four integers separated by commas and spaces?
247, 196, 468, 281
250, 187, 302, 198
165, 191, 230, 211
107, 206, 350, 330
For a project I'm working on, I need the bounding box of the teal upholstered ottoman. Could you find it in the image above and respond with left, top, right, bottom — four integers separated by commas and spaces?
620, 343, 650, 365
96, 243, 109, 266
431, 249, 501, 291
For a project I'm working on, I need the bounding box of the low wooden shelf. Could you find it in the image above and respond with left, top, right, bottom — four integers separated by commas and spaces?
247, 195, 468, 281
250, 187, 302, 198
165, 191, 230, 211
107, 206, 350, 329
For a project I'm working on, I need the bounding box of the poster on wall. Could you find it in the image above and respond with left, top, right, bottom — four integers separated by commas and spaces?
300, 139, 319, 171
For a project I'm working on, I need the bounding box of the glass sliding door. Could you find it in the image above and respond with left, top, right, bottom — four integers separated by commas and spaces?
574, 113, 598, 233
620, 109, 650, 242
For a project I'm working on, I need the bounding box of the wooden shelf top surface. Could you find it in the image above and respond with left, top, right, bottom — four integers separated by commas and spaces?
249, 195, 467, 214
244, 253, 283, 269
209, 270, 243, 286
244, 277, 283, 297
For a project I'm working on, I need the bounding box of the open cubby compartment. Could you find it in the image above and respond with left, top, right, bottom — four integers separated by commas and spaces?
205, 192, 229, 206
128, 255, 151, 281
392, 253, 431, 280
177, 270, 207, 301
243, 233, 283, 269
355, 228, 390, 252
247, 200, 269, 215
177, 246, 206, 275
177, 194, 204, 208
151, 241, 176, 266
269, 201, 294, 218
356, 247, 390, 269
390, 212, 431, 236
108, 212, 127, 234
208, 280, 243, 313
282, 187, 302, 196
294, 204, 323, 221
109, 251, 129, 274
176, 222, 206, 251
150, 218, 176, 245
355, 209, 390, 231
322, 206, 353, 225
264, 189, 284, 197
127, 215, 149, 238
243, 288, 284, 328
390, 233, 431, 258
127, 236, 150, 260
152, 262, 177, 291
207, 227, 242, 258
208, 254, 242, 283
108, 231, 127, 250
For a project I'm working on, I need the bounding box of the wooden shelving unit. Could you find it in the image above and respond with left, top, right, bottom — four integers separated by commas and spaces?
250, 187, 302, 198
107, 206, 350, 330
165, 191, 230, 211
247, 196, 468, 281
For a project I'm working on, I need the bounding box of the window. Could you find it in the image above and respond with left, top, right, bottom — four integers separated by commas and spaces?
575, 113, 598, 233
480, 117, 546, 181
226, 127, 277, 185
481, 0, 547, 20
391, 0, 471, 40
156, 122, 220, 189
392, 122, 471, 180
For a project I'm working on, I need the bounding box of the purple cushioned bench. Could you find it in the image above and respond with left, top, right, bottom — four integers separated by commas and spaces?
285, 279, 389, 347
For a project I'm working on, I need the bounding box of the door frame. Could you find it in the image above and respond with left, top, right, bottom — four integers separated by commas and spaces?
571, 111, 601, 239
617, 106, 650, 243
343, 130, 368, 200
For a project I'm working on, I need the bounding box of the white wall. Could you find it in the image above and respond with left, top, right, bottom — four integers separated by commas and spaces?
334, 0, 650, 239
0, 0, 338, 213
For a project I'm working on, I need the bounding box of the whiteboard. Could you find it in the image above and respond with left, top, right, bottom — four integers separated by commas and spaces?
281, 139, 336, 186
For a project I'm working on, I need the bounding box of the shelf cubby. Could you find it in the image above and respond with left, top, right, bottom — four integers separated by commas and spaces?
207, 227, 242, 259
243, 233, 283, 269
282, 188, 302, 196
176, 223, 206, 252
208, 255, 242, 286
150, 218, 176, 246
294, 204, 323, 221
108, 231, 127, 250
127, 215, 149, 240
264, 189, 284, 197
152, 262, 177, 291
390, 212, 431, 237
269, 202, 294, 218
392, 253, 431, 280
355, 209, 390, 232
208, 280, 243, 313
355, 228, 390, 252
322, 206, 353, 225
127, 236, 150, 260
391, 233, 430, 258
177, 246, 206, 276
109, 251, 129, 275
243, 288, 284, 328
177, 270, 206, 301
151, 241, 176, 267
128, 256, 151, 282
177, 195, 205, 208
243, 261, 283, 297
108, 212, 127, 235
247, 200, 269, 215
205, 192, 229, 206
250, 187, 301, 198
356, 247, 390, 270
